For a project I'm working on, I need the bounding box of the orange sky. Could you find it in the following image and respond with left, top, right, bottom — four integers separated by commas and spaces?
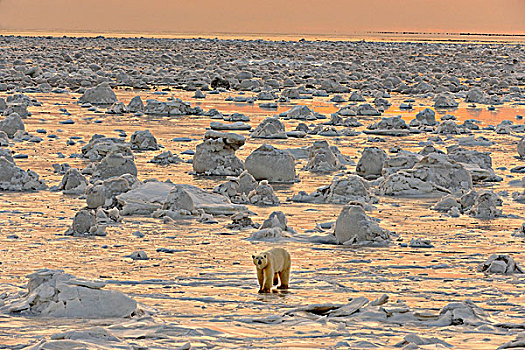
0, 0, 523, 35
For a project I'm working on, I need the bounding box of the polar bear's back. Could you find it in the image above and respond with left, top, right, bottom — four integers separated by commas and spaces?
265, 247, 291, 271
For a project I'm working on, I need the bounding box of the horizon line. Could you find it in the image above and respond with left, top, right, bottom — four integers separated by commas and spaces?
0, 29, 524, 37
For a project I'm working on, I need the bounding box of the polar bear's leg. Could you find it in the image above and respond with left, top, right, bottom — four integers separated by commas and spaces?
257, 269, 264, 292
273, 272, 279, 285
261, 268, 274, 293
277, 267, 290, 289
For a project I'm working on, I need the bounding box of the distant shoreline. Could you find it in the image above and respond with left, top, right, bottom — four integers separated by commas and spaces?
0, 30, 523, 43
372, 30, 524, 37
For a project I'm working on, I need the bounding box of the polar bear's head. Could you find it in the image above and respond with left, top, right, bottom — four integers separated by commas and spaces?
252, 253, 269, 269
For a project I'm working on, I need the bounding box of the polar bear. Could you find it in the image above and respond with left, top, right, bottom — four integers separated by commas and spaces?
252, 248, 291, 293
